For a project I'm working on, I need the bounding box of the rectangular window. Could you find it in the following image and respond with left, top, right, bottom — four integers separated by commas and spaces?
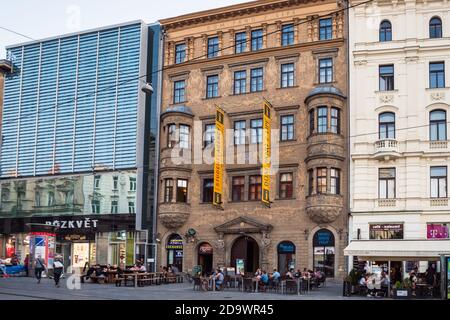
176, 179, 188, 203
309, 109, 315, 135
251, 119, 263, 144
379, 65, 394, 91
164, 179, 173, 203
202, 179, 214, 203
204, 124, 215, 148
129, 177, 137, 191
319, 18, 333, 40
234, 121, 246, 145
111, 200, 118, 214
308, 169, 314, 195
128, 202, 135, 214
370, 224, 404, 240
279, 172, 293, 199
249, 175, 262, 201
175, 43, 186, 64
235, 32, 247, 54
317, 107, 328, 133
317, 168, 327, 194
179, 125, 190, 149
250, 68, 264, 92
234, 71, 247, 95
91, 200, 100, 214
208, 37, 219, 58
251, 29, 263, 51
174, 80, 186, 104
282, 24, 295, 46
330, 168, 341, 195
319, 58, 333, 84
232, 176, 245, 202
331, 108, 341, 134
206, 75, 219, 99
281, 115, 295, 141
113, 176, 119, 190
379, 168, 396, 199
281, 63, 295, 88
94, 175, 101, 189
431, 166, 447, 198
168, 124, 177, 148
430, 62, 445, 89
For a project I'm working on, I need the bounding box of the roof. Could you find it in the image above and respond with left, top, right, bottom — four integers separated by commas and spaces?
344, 240, 450, 261
161, 105, 194, 117
0, 59, 12, 73
305, 85, 346, 101
6, 20, 147, 49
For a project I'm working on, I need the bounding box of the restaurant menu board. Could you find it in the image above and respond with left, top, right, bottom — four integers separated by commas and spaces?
447, 258, 450, 299
236, 259, 245, 275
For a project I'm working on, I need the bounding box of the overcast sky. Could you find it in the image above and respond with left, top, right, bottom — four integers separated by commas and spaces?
0, 0, 246, 58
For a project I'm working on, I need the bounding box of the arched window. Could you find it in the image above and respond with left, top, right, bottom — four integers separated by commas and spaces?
379, 112, 396, 139
379, 20, 392, 42
313, 229, 335, 277
277, 241, 296, 273
429, 17, 442, 39
430, 110, 447, 141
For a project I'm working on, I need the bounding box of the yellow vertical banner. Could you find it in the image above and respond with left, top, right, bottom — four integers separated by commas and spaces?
213, 106, 225, 207
262, 98, 272, 208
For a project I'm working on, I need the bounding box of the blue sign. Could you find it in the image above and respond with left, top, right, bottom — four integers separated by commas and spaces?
35, 237, 45, 247
313, 230, 335, 247
278, 242, 296, 254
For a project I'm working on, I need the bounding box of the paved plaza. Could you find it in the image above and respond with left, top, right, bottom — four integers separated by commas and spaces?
0, 277, 370, 300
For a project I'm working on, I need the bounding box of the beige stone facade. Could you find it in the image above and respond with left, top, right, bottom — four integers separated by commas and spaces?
158, 0, 349, 278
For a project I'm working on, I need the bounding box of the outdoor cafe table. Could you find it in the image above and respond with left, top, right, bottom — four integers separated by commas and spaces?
124, 272, 150, 288
281, 278, 309, 295
229, 275, 244, 291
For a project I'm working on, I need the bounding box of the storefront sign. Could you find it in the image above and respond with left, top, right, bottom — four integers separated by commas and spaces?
313, 229, 335, 247
166, 239, 183, 250
427, 224, 449, 239
236, 259, 245, 275
199, 244, 213, 255
277, 242, 296, 254
213, 106, 225, 207
370, 224, 403, 231
45, 218, 99, 230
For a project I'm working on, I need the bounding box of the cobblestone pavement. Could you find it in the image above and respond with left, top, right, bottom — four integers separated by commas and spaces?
0, 276, 373, 300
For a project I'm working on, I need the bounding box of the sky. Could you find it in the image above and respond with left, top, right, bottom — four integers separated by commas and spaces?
0, 0, 246, 58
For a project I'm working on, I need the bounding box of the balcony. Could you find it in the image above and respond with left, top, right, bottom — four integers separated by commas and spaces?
429, 141, 448, 150
430, 199, 449, 207
306, 194, 344, 224
373, 139, 400, 161
158, 202, 191, 229
377, 199, 396, 207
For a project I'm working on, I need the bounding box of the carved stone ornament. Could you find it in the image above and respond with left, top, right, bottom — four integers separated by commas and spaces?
261, 232, 271, 248
379, 95, 394, 104
430, 92, 445, 101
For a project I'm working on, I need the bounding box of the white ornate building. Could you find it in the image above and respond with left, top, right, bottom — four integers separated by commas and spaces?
346, 0, 450, 275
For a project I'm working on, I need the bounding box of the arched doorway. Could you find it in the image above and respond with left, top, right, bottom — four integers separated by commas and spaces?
277, 241, 296, 273
313, 229, 335, 277
166, 234, 183, 272
197, 242, 213, 275
230, 236, 259, 274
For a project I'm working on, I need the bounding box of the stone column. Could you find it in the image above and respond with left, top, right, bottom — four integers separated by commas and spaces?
229, 29, 235, 55
276, 21, 282, 45
262, 23, 268, 49
214, 233, 226, 268
260, 232, 271, 271
294, 18, 300, 44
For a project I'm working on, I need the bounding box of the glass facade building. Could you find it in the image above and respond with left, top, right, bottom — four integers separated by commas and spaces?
0, 21, 161, 272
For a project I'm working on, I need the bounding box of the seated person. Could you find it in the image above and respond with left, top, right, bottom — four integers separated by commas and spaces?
170, 264, 180, 274
359, 275, 367, 287
285, 269, 294, 279
10, 255, 19, 266
271, 269, 281, 282
294, 269, 302, 278
85, 265, 99, 279
138, 264, 146, 272
260, 271, 269, 286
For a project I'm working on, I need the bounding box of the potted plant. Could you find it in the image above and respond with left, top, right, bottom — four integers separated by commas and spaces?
347, 269, 362, 294
393, 279, 412, 299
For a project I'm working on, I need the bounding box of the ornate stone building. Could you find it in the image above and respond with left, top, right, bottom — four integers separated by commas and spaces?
157, 0, 348, 278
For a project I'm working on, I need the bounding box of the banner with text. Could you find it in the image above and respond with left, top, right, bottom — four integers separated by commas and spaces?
213, 106, 225, 207
262, 99, 272, 207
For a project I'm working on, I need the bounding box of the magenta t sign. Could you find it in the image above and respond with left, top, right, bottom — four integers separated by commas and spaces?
427, 224, 449, 239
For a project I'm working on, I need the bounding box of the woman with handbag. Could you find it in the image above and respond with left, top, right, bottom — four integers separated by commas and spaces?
34, 255, 47, 284
53, 256, 64, 288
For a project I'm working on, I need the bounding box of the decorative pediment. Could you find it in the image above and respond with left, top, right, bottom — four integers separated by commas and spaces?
214, 216, 273, 234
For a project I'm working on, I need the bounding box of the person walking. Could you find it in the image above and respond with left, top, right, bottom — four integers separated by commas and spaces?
53, 256, 64, 288
34, 256, 46, 284
24, 254, 29, 277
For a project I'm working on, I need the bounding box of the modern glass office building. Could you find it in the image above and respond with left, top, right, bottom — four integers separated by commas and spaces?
0, 21, 161, 273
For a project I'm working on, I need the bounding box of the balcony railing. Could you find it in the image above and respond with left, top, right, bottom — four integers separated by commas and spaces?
429, 141, 448, 149
378, 199, 397, 207
430, 198, 449, 207
373, 139, 400, 160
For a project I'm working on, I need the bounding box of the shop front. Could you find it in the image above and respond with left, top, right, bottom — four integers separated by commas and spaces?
344, 239, 450, 299
166, 234, 183, 272
0, 214, 137, 273
277, 241, 296, 273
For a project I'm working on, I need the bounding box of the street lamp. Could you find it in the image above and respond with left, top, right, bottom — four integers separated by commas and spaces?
141, 82, 154, 95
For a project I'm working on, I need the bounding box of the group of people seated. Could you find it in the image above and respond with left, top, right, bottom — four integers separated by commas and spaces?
84, 264, 116, 281
284, 268, 326, 285
359, 271, 390, 297
200, 268, 224, 291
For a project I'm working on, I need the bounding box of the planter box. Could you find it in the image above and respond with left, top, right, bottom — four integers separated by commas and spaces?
393, 289, 411, 299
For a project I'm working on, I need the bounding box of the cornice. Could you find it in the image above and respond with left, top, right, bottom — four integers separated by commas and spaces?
160, 0, 328, 30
